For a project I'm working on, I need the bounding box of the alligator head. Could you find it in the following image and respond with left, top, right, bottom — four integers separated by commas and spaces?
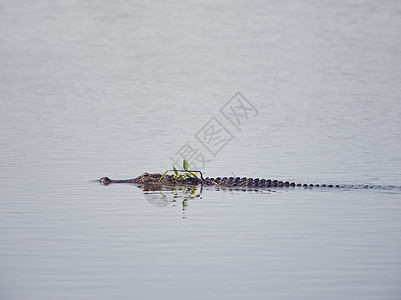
99, 177, 112, 185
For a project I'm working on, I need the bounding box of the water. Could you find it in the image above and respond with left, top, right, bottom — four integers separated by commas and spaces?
1, 0, 401, 299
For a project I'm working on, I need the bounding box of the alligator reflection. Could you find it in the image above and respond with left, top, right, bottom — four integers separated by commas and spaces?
139, 183, 202, 209
137, 183, 274, 211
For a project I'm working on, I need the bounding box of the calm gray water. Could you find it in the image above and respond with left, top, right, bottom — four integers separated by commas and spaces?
1, 0, 401, 299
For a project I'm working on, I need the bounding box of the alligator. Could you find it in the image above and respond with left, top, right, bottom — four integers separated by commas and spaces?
99, 172, 397, 190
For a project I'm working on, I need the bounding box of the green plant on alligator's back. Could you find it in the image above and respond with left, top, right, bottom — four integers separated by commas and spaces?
159, 160, 204, 182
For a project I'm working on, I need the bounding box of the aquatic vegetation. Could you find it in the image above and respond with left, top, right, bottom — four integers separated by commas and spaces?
159, 160, 204, 182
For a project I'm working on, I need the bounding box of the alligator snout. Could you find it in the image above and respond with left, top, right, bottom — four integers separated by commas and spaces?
99, 177, 111, 185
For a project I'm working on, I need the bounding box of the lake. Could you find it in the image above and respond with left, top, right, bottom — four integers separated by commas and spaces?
1, 0, 401, 299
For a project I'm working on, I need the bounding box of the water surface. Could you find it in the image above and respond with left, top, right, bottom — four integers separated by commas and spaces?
1, 0, 401, 299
